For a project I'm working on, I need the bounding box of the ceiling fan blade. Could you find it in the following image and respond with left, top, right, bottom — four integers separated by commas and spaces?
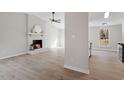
56, 19, 61, 23
56, 21, 61, 23
54, 20, 61, 23
57, 19, 61, 20
56, 19, 61, 21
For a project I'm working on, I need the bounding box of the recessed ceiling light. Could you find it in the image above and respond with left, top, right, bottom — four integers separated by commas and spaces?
104, 12, 110, 19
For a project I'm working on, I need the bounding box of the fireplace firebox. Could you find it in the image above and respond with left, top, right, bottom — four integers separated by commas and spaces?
30, 40, 42, 50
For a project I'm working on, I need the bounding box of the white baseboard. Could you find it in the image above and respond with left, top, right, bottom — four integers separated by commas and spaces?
92, 48, 117, 52
0, 52, 27, 60
64, 65, 89, 74
27, 48, 48, 55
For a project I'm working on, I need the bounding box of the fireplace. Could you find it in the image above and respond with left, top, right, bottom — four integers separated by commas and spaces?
30, 40, 42, 50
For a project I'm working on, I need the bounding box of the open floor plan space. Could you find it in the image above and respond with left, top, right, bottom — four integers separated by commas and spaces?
0, 12, 124, 80
0, 49, 124, 80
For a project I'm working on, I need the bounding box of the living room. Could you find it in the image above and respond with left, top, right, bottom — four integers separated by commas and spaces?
0, 12, 91, 80
0, 12, 65, 58
1, 12, 124, 80
1, 0, 124, 92
0, 12, 66, 79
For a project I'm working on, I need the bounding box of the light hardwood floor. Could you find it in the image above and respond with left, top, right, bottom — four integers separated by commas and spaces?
0, 49, 124, 80
89, 50, 124, 80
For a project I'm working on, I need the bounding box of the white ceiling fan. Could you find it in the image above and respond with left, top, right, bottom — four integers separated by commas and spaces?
49, 12, 61, 23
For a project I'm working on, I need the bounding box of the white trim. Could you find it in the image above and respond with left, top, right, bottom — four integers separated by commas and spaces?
92, 48, 117, 52
64, 65, 89, 74
0, 52, 27, 60
27, 48, 48, 55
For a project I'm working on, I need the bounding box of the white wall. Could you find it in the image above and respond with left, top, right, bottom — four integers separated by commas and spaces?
28, 15, 64, 49
122, 23, 124, 42
65, 12, 89, 74
45, 23, 60, 48
0, 13, 27, 59
58, 29, 65, 48
89, 24, 122, 51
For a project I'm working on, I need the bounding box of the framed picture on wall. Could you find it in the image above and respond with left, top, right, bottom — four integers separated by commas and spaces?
99, 28, 109, 46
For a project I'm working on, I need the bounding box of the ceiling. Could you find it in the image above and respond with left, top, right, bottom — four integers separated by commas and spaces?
26, 12, 124, 28
89, 12, 124, 27
27, 12, 65, 29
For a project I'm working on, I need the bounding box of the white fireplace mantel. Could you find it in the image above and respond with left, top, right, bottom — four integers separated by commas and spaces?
27, 32, 47, 55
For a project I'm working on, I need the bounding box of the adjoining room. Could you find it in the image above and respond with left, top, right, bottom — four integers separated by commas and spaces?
88, 12, 124, 79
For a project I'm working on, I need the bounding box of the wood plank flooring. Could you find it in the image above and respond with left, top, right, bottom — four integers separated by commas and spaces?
0, 49, 124, 80
89, 50, 124, 80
